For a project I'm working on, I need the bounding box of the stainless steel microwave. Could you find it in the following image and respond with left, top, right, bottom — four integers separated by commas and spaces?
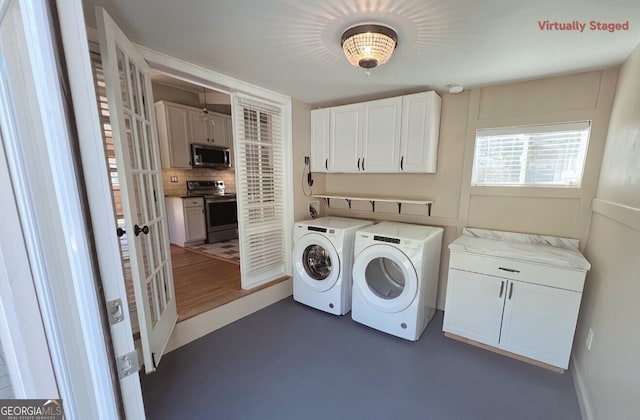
191, 143, 231, 169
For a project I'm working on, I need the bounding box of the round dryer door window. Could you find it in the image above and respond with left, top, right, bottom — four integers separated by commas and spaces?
293, 233, 340, 292
353, 245, 418, 313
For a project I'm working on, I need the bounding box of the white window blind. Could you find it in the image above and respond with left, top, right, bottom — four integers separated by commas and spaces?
234, 96, 287, 286
472, 121, 591, 187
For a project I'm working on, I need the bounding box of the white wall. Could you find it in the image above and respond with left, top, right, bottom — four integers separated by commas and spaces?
572, 42, 640, 420
292, 98, 325, 222
151, 81, 200, 107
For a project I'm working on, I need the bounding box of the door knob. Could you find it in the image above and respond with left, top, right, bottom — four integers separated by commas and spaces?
134, 224, 149, 236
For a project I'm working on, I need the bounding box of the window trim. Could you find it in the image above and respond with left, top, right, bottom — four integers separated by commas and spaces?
471, 120, 591, 188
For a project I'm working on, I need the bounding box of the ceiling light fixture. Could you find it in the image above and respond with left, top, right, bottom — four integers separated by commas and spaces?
341, 23, 398, 71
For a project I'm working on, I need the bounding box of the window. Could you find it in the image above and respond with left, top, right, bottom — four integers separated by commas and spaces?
471, 121, 591, 187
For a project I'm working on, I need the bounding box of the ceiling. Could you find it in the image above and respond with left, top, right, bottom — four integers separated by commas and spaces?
82, 0, 640, 106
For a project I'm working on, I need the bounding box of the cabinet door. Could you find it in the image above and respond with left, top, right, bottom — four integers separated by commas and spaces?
500, 280, 582, 368
330, 103, 362, 173
362, 97, 402, 173
400, 91, 441, 173
310, 108, 329, 172
184, 205, 207, 242
209, 113, 230, 147
443, 268, 506, 347
156, 103, 191, 168
189, 109, 210, 144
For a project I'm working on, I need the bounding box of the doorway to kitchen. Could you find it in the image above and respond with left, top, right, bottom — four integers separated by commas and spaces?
88, 44, 263, 334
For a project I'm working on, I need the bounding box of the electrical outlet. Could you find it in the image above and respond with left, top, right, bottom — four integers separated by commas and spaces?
304, 156, 310, 165
309, 201, 320, 218
586, 328, 594, 350
170, 176, 178, 183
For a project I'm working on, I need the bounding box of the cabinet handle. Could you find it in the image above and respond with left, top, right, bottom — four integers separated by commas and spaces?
499, 267, 520, 273
357, 158, 361, 170
508, 282, 514, 299
400, 156, 404, 170
362, 158, 365, 171
325, 158, 328, 170
499, 280, 504, 298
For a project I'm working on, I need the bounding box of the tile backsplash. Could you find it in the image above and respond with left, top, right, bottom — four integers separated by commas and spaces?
162, 168, 236, 197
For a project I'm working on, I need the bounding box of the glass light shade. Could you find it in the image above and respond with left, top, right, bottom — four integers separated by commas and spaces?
341, 24, 398, 69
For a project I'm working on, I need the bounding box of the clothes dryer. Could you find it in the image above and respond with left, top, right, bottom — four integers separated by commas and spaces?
351, 222, 443, 340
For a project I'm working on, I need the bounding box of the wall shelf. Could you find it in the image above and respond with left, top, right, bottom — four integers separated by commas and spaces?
314, 194, 434, 216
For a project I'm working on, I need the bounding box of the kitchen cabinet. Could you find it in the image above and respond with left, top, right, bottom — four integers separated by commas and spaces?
310, 108, 329, 172
156, 100, 233, 169
400, 91, 441, 173
165, 196, 206, 247
156, 101, 191, 168
189, 110, 231, 148
443, 228, 589, 370
312, 91, 440, 173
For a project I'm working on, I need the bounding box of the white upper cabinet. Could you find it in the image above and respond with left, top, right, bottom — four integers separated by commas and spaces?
310, 108, 330, 172
156, 100, 233, 169
189, 109, 210, 144
311, 91, 441, 174
210, 113, 231, 148
400, 91, 441, 173
330, 103, 363, 173
189, 110, 231, 148
156, 101, 191, 168
362, 97, 402, 173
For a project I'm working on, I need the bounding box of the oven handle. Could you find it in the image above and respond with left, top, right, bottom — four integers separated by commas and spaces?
206, 198, 237, 204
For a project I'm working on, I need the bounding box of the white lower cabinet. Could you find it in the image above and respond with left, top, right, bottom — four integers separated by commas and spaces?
443, 250, 586, 370
166, 197, 206, 246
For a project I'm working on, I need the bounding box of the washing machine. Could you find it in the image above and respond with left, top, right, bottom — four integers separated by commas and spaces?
351, 222, 443, 340
293, 217, 373, 315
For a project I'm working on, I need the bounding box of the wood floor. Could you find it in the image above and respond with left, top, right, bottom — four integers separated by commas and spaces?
170, 245, 288, 321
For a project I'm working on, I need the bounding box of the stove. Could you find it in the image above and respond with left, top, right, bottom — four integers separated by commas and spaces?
186, 180, 238, 243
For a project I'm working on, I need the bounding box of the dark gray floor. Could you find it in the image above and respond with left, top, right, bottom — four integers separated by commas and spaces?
141, 298, 581, 420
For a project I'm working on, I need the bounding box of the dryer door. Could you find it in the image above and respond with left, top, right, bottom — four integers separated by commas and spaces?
353, 244, 418, 313
293, 233, 340, 292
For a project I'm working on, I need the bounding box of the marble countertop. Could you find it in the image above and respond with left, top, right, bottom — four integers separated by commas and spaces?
449, 228, 591, 270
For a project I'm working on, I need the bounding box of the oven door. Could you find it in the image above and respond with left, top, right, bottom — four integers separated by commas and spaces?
205, 198, 238, 232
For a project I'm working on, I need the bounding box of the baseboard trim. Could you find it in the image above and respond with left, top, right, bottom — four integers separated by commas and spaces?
571, 357, 594, 420
164, 279, 293, 353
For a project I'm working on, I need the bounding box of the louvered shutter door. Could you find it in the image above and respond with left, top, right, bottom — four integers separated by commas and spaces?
234, 95, 288, 288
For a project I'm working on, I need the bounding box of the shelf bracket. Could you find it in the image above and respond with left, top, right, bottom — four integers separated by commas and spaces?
427, 202, 432, 217
346, 199, 352, 209
369, 200, 375, 212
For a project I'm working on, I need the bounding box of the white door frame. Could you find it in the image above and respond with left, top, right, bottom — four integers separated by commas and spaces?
0, 0, 119, 418
54, 1, 146, 418
55, 1, 294, 417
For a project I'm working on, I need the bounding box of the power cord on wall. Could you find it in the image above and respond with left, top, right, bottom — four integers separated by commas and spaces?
302, 157, 313, 197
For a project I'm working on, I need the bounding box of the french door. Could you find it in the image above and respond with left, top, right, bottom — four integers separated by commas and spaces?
96, 8, 177, 373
